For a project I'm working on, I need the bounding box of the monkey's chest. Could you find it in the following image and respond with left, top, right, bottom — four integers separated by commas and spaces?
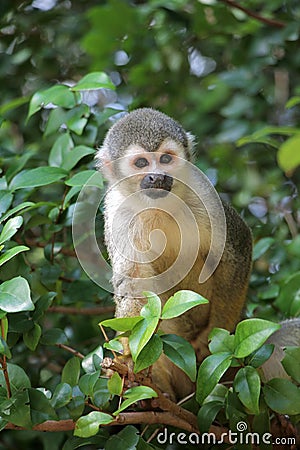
133, 210, 201, 265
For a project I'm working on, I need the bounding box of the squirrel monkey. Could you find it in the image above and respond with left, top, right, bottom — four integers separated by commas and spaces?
96, 108, 252, 399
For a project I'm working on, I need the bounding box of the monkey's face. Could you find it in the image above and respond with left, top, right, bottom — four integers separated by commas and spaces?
116, 139, 189, 202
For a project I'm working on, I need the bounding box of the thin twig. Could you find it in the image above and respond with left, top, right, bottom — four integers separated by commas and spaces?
99, 323, 118, 359
55, 343, 84, 359
177, 391, 195, 406
219, 0, 286, 28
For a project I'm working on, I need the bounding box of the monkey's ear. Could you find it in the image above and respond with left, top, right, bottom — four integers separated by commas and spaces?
95, 146, 114, 181
187, 132, 196, 162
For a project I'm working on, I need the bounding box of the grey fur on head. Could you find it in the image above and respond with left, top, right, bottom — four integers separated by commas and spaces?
99, 108, 191, 161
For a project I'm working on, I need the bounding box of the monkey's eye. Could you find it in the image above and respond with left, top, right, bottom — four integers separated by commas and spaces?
134, 157, 149, 168
160, 154, 173, 164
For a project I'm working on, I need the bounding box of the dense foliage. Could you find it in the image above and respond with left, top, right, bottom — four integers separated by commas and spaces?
0, 1, 300, 449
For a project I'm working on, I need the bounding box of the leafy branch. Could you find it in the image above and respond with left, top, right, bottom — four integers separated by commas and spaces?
219, 0, 286, 28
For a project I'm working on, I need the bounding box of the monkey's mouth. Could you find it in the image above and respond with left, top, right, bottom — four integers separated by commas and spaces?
143, 188, 171, 199
140, 173, 173, 199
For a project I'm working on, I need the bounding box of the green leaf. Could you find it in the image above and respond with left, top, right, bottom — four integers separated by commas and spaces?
282, 347, 300, 383
44, 107, 68, 136
92, 377, 110, 408
234, 319, 281, 358
78, 371, 101, 396
32, 292, 56, 321
100, 316, 142, 332
275, 272, 300, 316
0, 277, 34, 313
0, 363, 31, 394
225, 390, 248, 432
27, 84, 76, 120
23, 323, 41, 351
65, 104, 90, 135
105, 426, 139, 450
253, 238, 275, 261
65, 170, 102, 187
203, 383, 228, 404
62, 146, 95, 171
9, 167, 67, 191
162, 334, 197, 381
208, 328, 235, 354
62, 357, 81, 386
197, 401, 223, 433
63, 186, 81, 209
161, 290, 209, 319
5, 151, 35, 182
0, 201, 35, 223
68, 385, 85, 419
62, 435, 108, 450
40, 328, 68, 345
49, 133, 74, 167
141, 292, 161, 319
28, 388, 58, 425
0, 389, 31, 428
0, 337, 11, 358
246, 126, 299, 138
103, 338, 124, 353
74, 411, 113, 438
277, 134, 300, 172
107, 372, 123, 396
81, 345, 103, 373
252, 409, 272, 450
246, 344, 274, 368
129, 293, 161, 361
0, 245, 29, 267
134, 334, 163, 373
0, 216, 23, 244
286, 96, 300, 108
237, 135, 279, 149
0, 95, 30, 116
51, 382, 73, 408
72, 72, 115, 91
113, 386, 158, 416
196, 353, 232, 404
263, 379, 300, 415
234, 366, 261, 415
0, 192, 13, 219
129, 318, 157, 363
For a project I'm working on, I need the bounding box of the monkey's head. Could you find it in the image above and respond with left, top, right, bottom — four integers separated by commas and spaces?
96, 108, 195, 201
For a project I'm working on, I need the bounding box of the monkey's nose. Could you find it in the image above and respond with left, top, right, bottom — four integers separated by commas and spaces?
140, 173, 173, 191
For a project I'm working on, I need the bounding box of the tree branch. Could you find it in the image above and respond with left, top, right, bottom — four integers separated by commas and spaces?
219, 0, 286, 28
5, 420, 76, 432
102, 357, 199, 432
48, 305, 114, 315
4, 413, 229, 440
